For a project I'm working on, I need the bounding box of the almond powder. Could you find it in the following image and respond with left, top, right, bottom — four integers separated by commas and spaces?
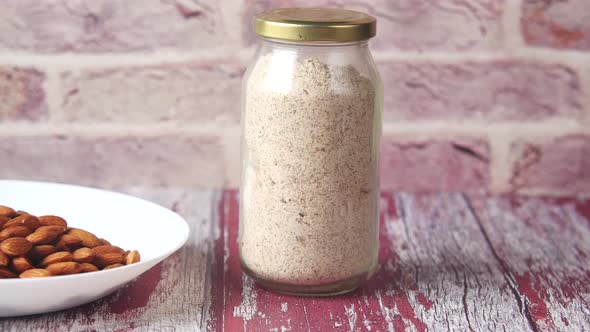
240, 56, 379, 285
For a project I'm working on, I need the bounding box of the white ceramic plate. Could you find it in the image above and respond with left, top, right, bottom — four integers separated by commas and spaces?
0, 180, 190, 317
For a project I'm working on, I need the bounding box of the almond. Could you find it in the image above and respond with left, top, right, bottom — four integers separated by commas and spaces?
0, 206, 16, 217
46, 262, 82, 275
80, 263, 99, 273
0, 226, 32, 241
92, 245, 124, 256
31, 245, 57, 260
38, 215, 67, 228
59, 234, 83, 247
0, 267, 17, 278
0, 206, 141, 278
72, 247, 95, 263
11, 256, 34, 274
125, 250, 141, 265
26, 230, 59, 245
94, 252, 124, 268
103, 263, 124, 270
0, 250, 8, 267
36, 225, 67, 235
20, 268, 52, 278
0, 237, 32, 256
0, 216, 9, 229
40, 251, 72, 267
4, 214, 40, 231
67, 228, 101, 248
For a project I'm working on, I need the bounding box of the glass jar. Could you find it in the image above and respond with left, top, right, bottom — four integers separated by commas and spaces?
239, 8, 382, 296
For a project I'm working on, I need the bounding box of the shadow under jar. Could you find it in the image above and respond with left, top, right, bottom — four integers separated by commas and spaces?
239, 8, 383, 296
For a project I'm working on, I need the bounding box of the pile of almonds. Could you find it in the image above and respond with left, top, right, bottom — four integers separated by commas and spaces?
0, 205, 140, 279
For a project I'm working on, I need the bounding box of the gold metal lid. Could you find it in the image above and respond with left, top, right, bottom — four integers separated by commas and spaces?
254, 8, 376, 42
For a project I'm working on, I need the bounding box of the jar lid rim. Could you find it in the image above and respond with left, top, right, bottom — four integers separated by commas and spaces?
254, 8, 376, 42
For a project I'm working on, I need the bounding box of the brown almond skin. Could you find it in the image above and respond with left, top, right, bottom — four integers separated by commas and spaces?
125, 250, 141, 265
20, 268, 52, 278
0, 226, 32, 241
0, 267, 17, 278
38, 215, 67, 228
72, 247, 95, 263
0, 237, 33, 256
59, 234, 82, 246
92, 245, 124, 256
0, 250, 8, 267
4, 215, 40, 231
80, 263, 99, 273
36, 225, 66, 235
99, 238, 111, 246
40, 251, 73, 267
94, 252, 124, 268
68, 228, 101, 248
11, 257, 34, 274
26, 230, 59, 245
103, 263, 124, 270
54, 240, 69, 251
0, 216, 9, 229
31, 245, 57, 260
46, 262, 82, 275
0, 206, 16, 217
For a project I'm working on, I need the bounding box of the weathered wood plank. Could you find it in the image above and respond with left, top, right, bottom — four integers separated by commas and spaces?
2, 190, 588, 331
0, 188, 218, 332
467, 195, 590, 331
208, 192, 532, 331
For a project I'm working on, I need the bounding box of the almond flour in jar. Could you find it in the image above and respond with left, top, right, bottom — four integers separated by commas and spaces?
239, 8, 382, 296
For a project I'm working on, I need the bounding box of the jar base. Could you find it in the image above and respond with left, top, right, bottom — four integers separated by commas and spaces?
241, 263, 375, 297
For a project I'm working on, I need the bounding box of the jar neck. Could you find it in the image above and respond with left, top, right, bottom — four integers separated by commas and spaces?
260, 37, 369, 49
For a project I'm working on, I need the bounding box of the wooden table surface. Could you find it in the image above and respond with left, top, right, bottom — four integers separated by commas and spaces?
1, 189, 589, 331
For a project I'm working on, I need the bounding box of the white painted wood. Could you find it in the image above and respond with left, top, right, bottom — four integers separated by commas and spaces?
468, 196, 590, 331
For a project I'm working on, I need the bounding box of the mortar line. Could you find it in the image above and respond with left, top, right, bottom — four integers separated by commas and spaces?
0, 48, 589, 69
0, 121, 587, 137
43, 66, 62, 124
502, 0, 525, 52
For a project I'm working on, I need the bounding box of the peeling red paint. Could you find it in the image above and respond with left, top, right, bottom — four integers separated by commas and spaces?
109, 263, 164, 315
560, 276, 590, 303
207, 191, 227, 332
206, 191, 589, 331
209, 190, 243, 332
393, 292, 427, 332
381, 192, 398, 219
416, 293, 433, 311
392, 314, 406, 332
574, 199, 590, 225
514, 272, 555, 329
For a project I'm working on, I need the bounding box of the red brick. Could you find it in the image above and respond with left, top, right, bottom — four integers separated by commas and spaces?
0, 68, 46, 121
0, 1, 232, 53
510, 135, 590, 195
380, 61, 583, 123
522, 0, 590, 50
59, 63, 243, 124
0, 134, 224, 188
243, 0, 504, 50
380, 137, 490, 192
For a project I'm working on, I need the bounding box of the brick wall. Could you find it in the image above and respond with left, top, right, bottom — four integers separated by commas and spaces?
0, 0, 589, 196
